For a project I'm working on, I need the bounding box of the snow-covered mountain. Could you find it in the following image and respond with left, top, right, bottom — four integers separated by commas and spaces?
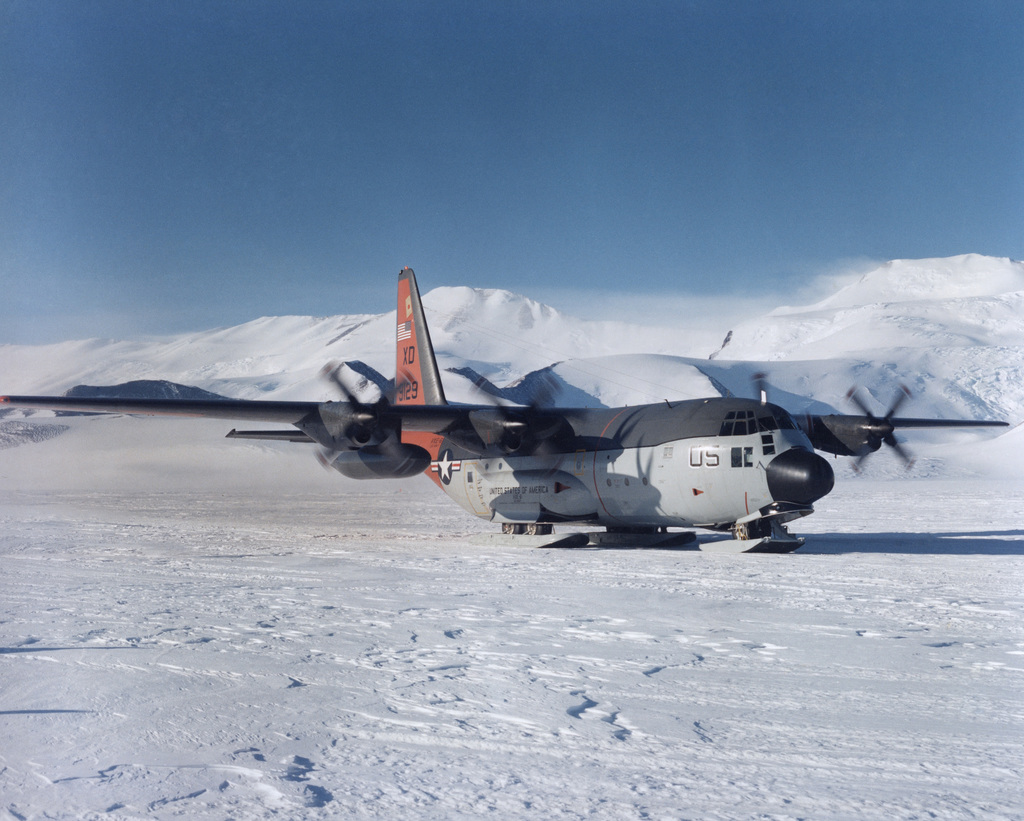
0, 287, 692, 403
703, 254, 1024, 426
1, 254, 1021, 473
713, 254, 1024, 360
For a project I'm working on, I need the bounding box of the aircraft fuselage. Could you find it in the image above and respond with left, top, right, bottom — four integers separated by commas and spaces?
425, 398, 835, 533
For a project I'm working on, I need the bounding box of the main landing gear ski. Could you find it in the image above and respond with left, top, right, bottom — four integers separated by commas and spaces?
472, 521, 804, 553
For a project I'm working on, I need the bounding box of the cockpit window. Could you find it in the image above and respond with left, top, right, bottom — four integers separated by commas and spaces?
776, 410, 798, 430
719, 409, 756, 436
719, 408, 799, 436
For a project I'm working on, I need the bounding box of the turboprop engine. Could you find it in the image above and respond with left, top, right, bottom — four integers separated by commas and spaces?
298, 401, 390, 451
461, 407, 570, 456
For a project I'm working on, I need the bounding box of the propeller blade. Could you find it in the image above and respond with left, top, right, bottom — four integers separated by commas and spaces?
801, 412, 816, 439
884, 432, 916, 469
884, 384, 912, 421
846, 386, 877, 420
846, 384, 916, 470
527, 371, 559, 410
321, 362, 364, 409
316, 447, 339, 470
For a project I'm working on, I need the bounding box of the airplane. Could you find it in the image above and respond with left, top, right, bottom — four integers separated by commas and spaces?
1, 268, 1009, 552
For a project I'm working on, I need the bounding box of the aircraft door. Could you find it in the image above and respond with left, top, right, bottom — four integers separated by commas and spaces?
461, 460, 491, 516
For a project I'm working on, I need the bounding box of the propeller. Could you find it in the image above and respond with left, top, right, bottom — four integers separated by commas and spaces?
846, 384, 916, 471
315, 362, 391, 468
464, 370, 568, 457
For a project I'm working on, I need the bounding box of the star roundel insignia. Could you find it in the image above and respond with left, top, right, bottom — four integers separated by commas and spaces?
431, 449, 462, 485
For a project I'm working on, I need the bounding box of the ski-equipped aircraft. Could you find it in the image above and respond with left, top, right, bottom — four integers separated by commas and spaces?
1, 269, 1009, 552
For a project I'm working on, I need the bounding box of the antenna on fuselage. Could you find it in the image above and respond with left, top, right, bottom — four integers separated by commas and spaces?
753, 372, 768, 406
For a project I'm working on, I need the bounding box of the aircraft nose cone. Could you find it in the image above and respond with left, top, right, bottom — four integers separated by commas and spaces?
766, 448, 835, 506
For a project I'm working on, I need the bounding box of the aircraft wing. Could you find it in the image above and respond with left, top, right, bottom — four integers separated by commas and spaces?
2, 390, 580, 460
0, 395, 319, 423
0, 393, 485, 450
885, 417, 1011, 429
805, 411, 1008, 461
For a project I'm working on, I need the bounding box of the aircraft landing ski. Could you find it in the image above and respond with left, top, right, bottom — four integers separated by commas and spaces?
470, 531, 591, 549
698, 534, 805, 554
585, 529, 698, 550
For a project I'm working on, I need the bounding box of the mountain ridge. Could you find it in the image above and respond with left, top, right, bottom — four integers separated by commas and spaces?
2, 256, 1021, 436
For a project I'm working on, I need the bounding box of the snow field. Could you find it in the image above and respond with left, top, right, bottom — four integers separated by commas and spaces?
1, 477, 1022, 820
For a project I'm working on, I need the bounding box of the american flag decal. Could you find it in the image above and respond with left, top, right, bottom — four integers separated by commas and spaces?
397, 321, 412, 341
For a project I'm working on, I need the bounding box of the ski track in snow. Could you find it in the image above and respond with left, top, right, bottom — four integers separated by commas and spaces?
1, 480, 1022, 820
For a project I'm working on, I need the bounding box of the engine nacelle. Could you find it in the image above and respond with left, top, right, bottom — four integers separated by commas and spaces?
329, 442, 431, 480
466, 408, 569, 455
299, 401, 389, 451
806, 415, 882, 457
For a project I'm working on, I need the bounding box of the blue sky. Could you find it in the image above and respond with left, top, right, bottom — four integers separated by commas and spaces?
2, 0, 1022, 343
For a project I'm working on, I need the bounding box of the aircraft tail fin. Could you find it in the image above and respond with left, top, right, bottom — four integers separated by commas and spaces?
395, 267, 447, 406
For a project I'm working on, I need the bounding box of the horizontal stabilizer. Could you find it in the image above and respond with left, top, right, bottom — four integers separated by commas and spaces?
226, 429, 315, 443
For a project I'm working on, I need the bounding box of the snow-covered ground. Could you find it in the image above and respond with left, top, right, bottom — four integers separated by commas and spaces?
1, 418, 1023, 820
